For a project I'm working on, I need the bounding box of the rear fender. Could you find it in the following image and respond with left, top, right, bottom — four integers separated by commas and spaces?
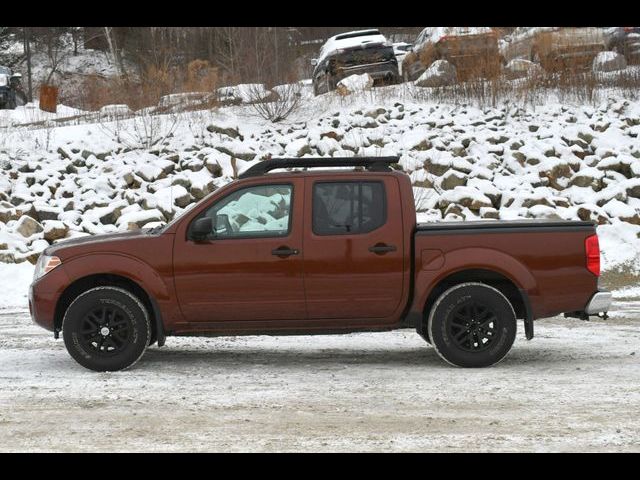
412, 247, 539, 319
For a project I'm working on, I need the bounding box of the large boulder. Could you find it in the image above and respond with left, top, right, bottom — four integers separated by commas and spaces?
440, 170, 467, 190
415, 60, 457, 88
592, 51, 627, 73
15, 216, 43, 238
42, 220, 69, 242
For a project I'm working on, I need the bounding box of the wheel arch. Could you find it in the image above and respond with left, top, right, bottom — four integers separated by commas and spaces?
418, 268, 532, 340
54, 273, 165, 346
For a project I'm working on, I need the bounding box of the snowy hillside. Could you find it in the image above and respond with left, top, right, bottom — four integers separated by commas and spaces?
1, 87, 640, 274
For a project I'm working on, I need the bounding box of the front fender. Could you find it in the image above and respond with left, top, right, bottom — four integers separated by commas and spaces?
62, 253, 171, 301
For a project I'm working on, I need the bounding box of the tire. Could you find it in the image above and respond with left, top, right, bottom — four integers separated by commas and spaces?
6, 93, 16, 110
62, 286, 151, 372
14, 90, 27, 107
427, 282, 516, 368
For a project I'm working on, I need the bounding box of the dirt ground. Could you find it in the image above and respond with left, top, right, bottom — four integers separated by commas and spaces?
1, 286, 639, 452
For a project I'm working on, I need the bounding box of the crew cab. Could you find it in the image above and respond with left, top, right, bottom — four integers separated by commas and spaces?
29, 157, 612, 371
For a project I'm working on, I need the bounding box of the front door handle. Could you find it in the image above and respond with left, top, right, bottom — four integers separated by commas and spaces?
272, 246, 300, 258
368, 243, 397, 254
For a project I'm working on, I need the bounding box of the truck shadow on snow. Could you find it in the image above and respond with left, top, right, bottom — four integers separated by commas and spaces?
141, 345, 447, 368
136, 344, 575, 369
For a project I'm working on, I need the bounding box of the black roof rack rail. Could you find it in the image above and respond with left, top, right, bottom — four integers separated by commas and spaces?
238, 156, 400, 179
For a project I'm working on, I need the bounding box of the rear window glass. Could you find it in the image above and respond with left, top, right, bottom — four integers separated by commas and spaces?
313, 182, 386, 236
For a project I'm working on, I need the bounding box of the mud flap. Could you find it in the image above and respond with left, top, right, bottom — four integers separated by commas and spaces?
520, 288, 534, 340
149, 297, 166, 347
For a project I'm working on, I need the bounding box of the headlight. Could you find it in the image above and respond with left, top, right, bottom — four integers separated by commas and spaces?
33, 254, 61, 281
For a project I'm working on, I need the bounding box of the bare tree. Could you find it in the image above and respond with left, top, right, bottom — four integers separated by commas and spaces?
247, 82, 303, 122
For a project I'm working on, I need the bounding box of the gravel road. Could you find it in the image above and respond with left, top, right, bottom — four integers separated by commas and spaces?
1, 290, 639, 452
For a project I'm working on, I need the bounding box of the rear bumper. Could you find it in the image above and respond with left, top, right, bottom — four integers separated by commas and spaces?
563, 290, 612, 320
336, 61, 399, 82
585, 290, 612, 315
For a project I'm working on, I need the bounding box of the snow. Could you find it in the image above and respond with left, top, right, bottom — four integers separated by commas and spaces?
336, 74, 374, 94
0, 262, 34, 310
416, 27, 494, 48
1, 296, 640, 451
217, 84, 271, 104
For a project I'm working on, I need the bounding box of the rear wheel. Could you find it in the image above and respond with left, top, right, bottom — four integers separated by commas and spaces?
62, 287, 150, 372
427, 283, 516, 368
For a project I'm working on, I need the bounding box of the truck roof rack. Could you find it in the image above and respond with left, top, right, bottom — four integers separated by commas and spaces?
238, 156, 400, 179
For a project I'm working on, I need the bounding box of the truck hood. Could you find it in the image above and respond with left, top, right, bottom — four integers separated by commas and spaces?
45, 229, 155, 257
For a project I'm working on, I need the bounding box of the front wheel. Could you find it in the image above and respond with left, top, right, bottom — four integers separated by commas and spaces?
427, 283, 516, 368
62, 287, 151, 371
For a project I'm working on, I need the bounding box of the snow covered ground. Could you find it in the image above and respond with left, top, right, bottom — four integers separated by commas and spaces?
1, 290, 639, 452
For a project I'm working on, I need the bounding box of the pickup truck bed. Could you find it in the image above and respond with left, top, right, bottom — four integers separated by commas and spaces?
28, 157, 611, 371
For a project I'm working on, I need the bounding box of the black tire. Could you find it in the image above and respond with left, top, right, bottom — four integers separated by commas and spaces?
14, 90, 27, 107
62, 286, 150, 372
6, 93, 16, 110
427, 282, 516, 368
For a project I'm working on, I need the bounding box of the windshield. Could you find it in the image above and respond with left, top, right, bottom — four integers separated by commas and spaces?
0, 66, 11, 75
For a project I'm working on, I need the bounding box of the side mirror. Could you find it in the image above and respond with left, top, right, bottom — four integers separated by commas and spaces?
310, 58, 318, 66
190, 216, 213, 241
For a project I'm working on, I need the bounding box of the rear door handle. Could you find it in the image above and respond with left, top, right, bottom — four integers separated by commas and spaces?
272, 246, 300, 257
368, 243, 397, 254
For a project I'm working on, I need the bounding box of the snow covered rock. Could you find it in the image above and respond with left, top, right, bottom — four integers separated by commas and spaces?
117, 209, 165, 231
214, 140, 257, 161
504, 59, 544, 80
568, 167, 605, 189
135, 163, 165, 183
592, 51, 627, 73
42, 220, 69, 242
415, 60, 457, 88
33, 204, 63, 222
206, 123, 242, 140
439, 187, 493, 211
15, 216, 43, 238
285, 138, 312, 157
336, 74, 374, 96
440, 170, 467, 190
99, 104, 132, 117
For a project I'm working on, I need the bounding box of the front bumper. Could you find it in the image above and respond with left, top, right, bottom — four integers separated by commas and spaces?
585, 290, 612, 315
29, 265, 70, 333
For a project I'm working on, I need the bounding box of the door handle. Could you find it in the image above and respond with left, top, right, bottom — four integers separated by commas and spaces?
368, 243, 397, 254
272, 246, 300, 257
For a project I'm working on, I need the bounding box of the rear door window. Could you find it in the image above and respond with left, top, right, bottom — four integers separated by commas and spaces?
312, 182, 386, 236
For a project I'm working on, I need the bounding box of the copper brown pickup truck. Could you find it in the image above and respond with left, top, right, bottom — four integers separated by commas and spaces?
29, 157, 611, 371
